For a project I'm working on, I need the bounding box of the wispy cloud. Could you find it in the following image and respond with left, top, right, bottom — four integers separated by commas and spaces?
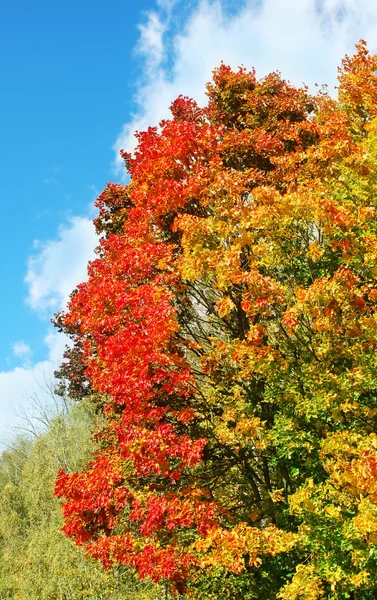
25, 215, 97, 315
12, 340, 32, 367
136, 11, 167, 69
114, 0, 377, 172
0, 331, 68, 446
0, 215, 97, 445
41, 164, 61, 185
13, 340, 31, 358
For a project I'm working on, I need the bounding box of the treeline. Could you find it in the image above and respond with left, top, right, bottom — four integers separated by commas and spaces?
0, 400, 162, 599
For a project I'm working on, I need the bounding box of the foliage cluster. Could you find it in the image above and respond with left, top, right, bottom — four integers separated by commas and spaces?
51, 41, 377, 599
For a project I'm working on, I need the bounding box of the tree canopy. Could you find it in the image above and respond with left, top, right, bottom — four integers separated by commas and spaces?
54, 41, 377, 599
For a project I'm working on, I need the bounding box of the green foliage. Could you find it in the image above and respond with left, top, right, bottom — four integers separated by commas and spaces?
0, 401, 161, 599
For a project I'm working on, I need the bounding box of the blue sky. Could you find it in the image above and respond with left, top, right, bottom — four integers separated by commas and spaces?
1, 0, 377, 443
0, 0, 154, 368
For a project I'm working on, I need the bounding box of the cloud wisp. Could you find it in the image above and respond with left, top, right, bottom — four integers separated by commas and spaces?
25, 216, 97, 315
12, 340, 32, 368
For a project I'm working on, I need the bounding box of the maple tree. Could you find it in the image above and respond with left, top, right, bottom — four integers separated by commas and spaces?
54, 42, 377, 599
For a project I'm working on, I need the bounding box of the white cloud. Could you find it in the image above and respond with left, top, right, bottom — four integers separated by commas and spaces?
25, 215, 97, 315
114, 0, 377, 171
13, 340, 32, 360
0, 216, 98, 447
136, 11, 167, 69
0, 335, 65, 448
156, 0, 179, 13
12, 340, 32, 370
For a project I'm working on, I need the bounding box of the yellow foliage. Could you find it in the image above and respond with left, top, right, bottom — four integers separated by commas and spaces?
192, 523, 298, 574
277, 564, 325, 599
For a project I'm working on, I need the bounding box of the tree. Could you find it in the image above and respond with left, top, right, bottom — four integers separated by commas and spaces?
55, 41, 377, 599
0, 401, 161, 599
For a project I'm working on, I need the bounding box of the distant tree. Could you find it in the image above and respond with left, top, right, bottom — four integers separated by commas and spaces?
0, 401, 161, 599
55, 42, 377, 599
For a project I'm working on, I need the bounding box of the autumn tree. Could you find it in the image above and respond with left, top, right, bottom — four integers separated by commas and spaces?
55, 42, 377, 599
